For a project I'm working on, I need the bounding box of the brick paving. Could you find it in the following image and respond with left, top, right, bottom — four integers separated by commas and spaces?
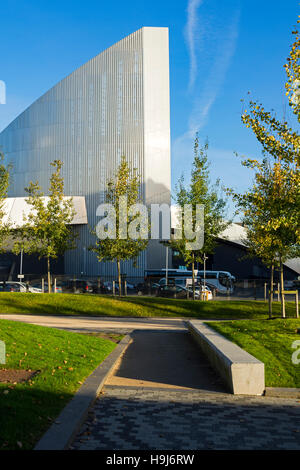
71, 386, 300, 450
70, 330, 300, 451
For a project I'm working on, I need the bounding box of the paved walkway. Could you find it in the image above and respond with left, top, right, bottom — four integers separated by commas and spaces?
105, 331, 225, 391
2, 314, 299, 449
71, 331, 300, 450
0, 314, 186, 333
71, 387, 300, 450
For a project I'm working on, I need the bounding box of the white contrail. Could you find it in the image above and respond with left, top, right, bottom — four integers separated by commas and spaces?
188, 10, 240, 133
185, 0, 203, 91
173, 6, 240, 167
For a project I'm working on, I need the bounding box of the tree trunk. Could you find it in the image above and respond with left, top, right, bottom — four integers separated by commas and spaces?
117, 258, 122, 297
192, 254, 195, 300
47, 257, 51, 293
268, 263, 274, 318
280, 257, 286, 318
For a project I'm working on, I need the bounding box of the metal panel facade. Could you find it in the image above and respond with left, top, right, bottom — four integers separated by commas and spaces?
0, 27, 171, 277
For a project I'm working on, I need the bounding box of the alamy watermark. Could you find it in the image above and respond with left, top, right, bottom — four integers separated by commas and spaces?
0, 340, 5, 364
291, 79, 300, 106
291, 340, 300, 365
95, 200, 204, 250
0, 80, 6, 104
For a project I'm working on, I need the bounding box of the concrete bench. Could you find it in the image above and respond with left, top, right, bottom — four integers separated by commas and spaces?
188, 320, 265, 395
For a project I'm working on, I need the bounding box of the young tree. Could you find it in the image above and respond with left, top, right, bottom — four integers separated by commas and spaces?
0, 152, 12, 250
170, 135, 228, 299
230, 157, 299, 317
232, 18, 300, 317
14, 160, 76, 292
89, 156, 148, 295
285, 17, 300, 122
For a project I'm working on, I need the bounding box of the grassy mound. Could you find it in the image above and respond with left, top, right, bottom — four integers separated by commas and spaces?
0, 319, 117, 449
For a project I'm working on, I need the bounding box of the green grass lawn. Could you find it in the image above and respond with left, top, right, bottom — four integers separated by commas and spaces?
0, 292, 298, 319
207, 319, 300, 388
0, 319, 118, 450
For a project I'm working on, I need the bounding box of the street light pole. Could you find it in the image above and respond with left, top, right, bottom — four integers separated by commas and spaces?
166, 245, 168, 286
20, 249, 23, 276
203, 253, 208, 300
17, 249, 25, 286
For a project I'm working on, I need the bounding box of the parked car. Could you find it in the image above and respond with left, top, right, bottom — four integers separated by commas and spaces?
103, 281, 136, 293
89, 280, 108, 294
155, 284, 198, 299
136, 282, 160, 295
30, 279, 104, 294
0, 281, 25, 292
30, 281, 64, 293
63, 279, 94, 293
0, 281, 41, 293
156, 284, 213, 300
192, 285, 213, 300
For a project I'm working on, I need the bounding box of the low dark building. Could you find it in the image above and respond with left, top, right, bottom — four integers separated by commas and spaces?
171, 223, 299, 281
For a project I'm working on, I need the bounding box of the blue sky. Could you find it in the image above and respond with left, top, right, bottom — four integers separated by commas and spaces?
0, 0, 299, 218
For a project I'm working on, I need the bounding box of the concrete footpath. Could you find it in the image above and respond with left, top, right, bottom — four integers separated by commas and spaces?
2, 314, 300, 449
105, 330, 225, 391
70, 330, 300, 450
0, 314, 186, 333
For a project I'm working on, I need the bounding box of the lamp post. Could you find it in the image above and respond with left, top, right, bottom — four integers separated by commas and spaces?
17, 249, 24, 282
165, 245, 169, 286
20, 249, 23, 276
83, 246, 86, 276
203, 253, 208, 300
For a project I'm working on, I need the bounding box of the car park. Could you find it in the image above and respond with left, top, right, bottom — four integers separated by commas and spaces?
62, 279, 94, 293
103, 281, 136, 293
0, 281, 26, 292
156, 284, 213, 300
193, 285, 213, 300
156, 284, 199, 299
30, 282, 64, 293
0, 281, 41, 293
136, 282, 160, 295
152, 270, 234, 294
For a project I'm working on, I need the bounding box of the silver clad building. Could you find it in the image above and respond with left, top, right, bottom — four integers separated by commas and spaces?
0, 27, 171, 278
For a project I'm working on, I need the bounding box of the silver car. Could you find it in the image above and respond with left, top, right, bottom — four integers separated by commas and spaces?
0, 281, 41, 293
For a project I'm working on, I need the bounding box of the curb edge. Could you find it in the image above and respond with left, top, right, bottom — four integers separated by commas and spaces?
34, 334, 132, 450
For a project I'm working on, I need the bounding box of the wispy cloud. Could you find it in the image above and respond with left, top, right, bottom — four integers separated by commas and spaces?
188, 9, 240, 135
185, 0, 204, 91
173, 2, 240, 172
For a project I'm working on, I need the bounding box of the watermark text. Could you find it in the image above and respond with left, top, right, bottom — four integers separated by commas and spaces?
0, 80, 6, 104
291, 340, 300, 365
96, 202, 204, 250
0, 340, 5, 364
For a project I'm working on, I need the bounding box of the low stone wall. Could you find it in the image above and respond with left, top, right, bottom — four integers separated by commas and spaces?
188, 320, 265, 395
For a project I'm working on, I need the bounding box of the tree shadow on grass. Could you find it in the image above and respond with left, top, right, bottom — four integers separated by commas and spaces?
0, 385, 74, 450
0, 293, 294, 319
